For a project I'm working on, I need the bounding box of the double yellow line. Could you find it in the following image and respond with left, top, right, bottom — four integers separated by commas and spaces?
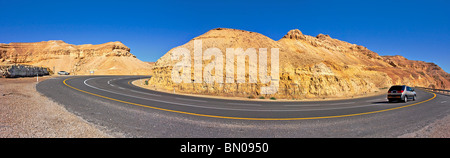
63, 77, 437, 121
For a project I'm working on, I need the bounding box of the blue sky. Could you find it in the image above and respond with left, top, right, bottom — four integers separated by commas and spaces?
1, 0, 449, 72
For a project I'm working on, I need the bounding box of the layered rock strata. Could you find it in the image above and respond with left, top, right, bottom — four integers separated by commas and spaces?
0, 40, 152, 75
0, 65, 49, 78
149, 28, 450, 99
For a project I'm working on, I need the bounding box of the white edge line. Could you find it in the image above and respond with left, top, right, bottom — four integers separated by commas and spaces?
329, 102, 356, 105
129, 90, 161, 97
283, 104, 313, 107
226, 103, 261, 106
175, 97, 208, 103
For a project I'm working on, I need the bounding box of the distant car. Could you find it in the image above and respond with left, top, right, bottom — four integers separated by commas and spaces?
387, 85, 416, 103
57, 71, 70, 75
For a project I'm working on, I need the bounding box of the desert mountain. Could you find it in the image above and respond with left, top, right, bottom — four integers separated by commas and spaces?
0, 40, 152, 75
149, 28, 450, 99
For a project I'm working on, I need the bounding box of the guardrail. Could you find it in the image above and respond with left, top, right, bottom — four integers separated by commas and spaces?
417, 87, 450, 94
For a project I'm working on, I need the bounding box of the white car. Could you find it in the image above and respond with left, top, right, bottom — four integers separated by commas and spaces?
57, 71, 70, 75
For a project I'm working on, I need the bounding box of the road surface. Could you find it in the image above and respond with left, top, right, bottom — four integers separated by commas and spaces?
36, 76, 450, 137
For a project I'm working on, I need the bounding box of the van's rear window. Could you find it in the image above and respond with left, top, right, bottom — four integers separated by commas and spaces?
389, 86, 404, 91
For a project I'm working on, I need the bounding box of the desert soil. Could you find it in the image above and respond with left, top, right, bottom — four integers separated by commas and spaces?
0, 76, 112, 138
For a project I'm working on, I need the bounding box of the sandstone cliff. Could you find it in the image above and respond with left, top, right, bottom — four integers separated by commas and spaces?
0, 40, 152, 75
0, 65, 49, 78
149, 28, 450, 99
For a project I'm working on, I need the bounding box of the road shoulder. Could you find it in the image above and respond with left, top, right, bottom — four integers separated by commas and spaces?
0, 76, 112, 138
400, 111, 450, 138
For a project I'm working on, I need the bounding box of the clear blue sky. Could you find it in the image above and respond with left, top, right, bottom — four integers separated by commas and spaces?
1, 0, 449, 72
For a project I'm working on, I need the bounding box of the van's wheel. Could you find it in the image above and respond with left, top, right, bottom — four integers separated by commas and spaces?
404, 95, 408, 103
413, 95, 416, 101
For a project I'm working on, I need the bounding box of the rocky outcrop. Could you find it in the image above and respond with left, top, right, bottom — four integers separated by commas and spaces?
283, 29, 304, 40
148, 28, 450, 99
0, 40, 152, 75
0, 65, 49, 78
377, 55, 450, 89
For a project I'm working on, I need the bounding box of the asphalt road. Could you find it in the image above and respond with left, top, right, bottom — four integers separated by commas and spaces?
36, 75, 450, 137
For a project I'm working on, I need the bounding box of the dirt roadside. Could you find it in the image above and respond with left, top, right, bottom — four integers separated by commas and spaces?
0, 76, 112, 138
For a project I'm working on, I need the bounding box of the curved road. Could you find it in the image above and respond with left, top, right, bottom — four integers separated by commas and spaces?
37, 76, 450, 137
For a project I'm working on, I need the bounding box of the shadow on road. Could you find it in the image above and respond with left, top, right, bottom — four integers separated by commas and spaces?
372, 101, 390, 104
371, 101, 410, 105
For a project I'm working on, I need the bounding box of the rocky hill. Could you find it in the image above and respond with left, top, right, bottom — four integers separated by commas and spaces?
149, 28, 450, 99
0, 40, 152, 75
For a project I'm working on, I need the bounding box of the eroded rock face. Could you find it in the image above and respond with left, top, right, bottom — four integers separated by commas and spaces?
150, 28, 449, 99
0, 65, 49, 78
0, 40, 152, 75
283, 29, 304, 40
378, 55, 450, 89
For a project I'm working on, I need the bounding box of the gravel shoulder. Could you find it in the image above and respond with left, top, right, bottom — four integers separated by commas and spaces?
400, 110, 450, 138
0, 76, 112, 138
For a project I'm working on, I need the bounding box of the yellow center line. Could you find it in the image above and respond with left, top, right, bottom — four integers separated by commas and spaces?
63, 77, 437, 121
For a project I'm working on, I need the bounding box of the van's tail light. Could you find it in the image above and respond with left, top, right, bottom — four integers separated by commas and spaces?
389, 90, 404, 93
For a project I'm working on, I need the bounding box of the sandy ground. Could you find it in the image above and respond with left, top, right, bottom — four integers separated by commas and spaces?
0, 76, 112, 138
